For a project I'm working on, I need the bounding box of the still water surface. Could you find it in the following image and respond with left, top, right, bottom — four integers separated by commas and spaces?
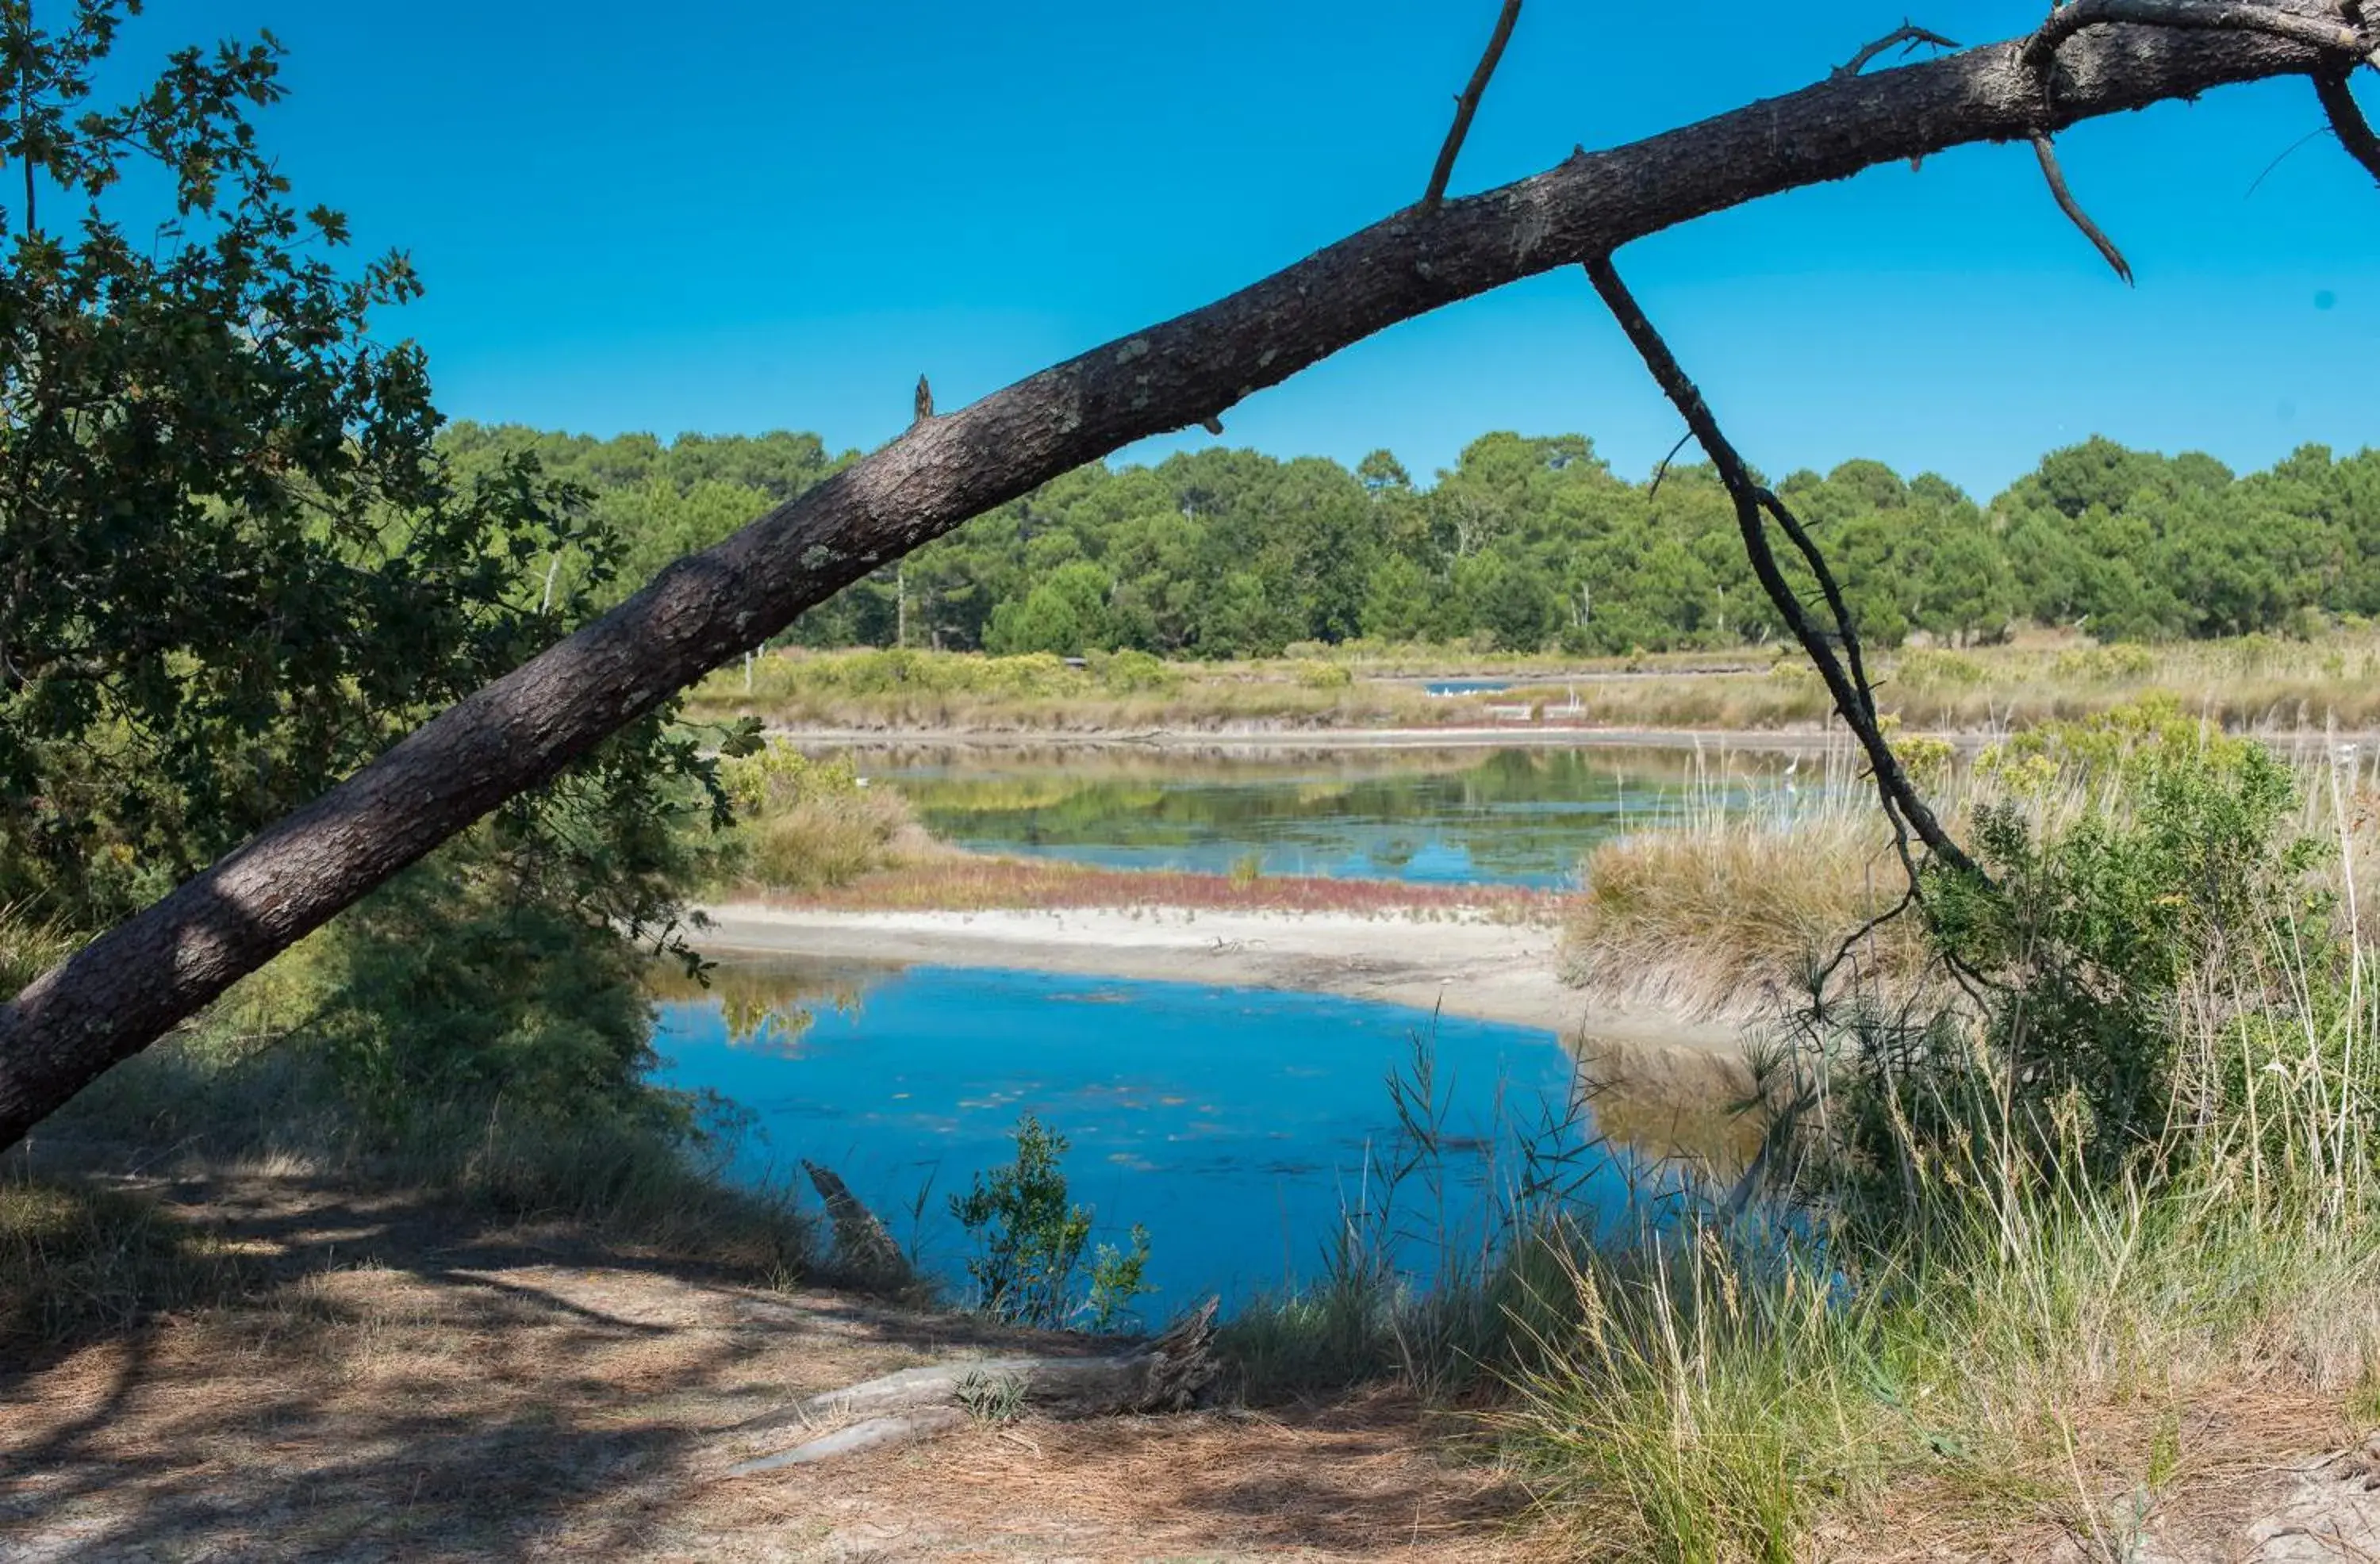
857, 745, 1778, 888
654, 960, 1648, 1313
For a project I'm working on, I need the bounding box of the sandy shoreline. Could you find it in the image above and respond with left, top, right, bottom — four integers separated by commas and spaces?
694, 902, 1749, 1089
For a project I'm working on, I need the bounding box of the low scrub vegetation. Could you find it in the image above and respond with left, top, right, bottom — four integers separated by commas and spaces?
0, 1179, 258, 1347
726, 852, 1558, 919
685, 646, 1446, 732
697, 632, 2380, 740
4, 818, 817, 1342
705, 739, 930, 894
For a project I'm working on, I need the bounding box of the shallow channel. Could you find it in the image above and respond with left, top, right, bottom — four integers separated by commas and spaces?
843, 744, 1785, 888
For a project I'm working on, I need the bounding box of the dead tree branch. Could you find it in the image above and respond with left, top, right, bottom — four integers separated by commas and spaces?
1422, 0, 1524, 210
2032, 132, 2137, 283
2315, 67, 2380, 184
1835, 21, 1960, 78
1646, 429, 1695, 500
0, 15, 2344, 1147
1583, 255, 1976, 879
2024, 0, 2367, 69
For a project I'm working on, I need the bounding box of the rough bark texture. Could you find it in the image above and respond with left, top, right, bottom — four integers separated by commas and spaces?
720, 1298, 1223, 1475
0, 16, 2350, 1148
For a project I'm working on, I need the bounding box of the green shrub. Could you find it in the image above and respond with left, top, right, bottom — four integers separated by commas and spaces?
1093, 648, 1179, 694
717, 742, 862, 814
711, 739, 916, 892
1893, 648, 1988, 691
2049, 643, 2158, 683
951, 1113, 1153, 1332
1785, 701, 2332, 1215
306, 854, 678, 1144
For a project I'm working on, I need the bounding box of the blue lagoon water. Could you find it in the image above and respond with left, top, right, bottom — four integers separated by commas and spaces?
652, 962, 1641, 1311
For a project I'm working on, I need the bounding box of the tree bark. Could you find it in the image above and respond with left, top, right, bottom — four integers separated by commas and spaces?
0, 15, 2351, 1148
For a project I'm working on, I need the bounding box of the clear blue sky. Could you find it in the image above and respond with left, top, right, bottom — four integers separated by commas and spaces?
171, 1, 2379, 498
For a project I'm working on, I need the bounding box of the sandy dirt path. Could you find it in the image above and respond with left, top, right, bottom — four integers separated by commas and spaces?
0, 1169, 1539, 1563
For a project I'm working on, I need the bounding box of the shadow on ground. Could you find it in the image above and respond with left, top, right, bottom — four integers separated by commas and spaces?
1, 1164, 1532, 1562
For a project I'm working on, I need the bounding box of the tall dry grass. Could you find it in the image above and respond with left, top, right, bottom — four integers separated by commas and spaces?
706, 742, 937, 895
1560, 743, 1939, 1020
1247, 739, 2380, 1559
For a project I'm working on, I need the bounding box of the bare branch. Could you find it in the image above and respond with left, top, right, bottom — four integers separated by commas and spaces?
1582, 255, 1977, 878
1422, 0, 1524, 211
2024, 0, 2367, 72
913, 374, 934, 424
1646, 429, 1695, 500
2316, 67, 2380, 185
1834, 21, 1960, 79
2033, 132, 2136, 284
2243, 124, 2335, 196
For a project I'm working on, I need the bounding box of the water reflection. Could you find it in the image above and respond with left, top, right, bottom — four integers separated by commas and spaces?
835, 745, 1785, 889
651, 957, 1733, 1310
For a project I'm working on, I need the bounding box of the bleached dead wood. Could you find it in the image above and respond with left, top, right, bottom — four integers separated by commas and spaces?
802, 1160, 916, 1292
722, 1298, 1222, 1475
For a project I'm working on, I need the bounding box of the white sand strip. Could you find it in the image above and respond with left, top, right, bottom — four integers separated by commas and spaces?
693, 903, 1746, 1081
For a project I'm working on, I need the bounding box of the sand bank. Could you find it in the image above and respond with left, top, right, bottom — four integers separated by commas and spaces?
694, 902, 1749, 1094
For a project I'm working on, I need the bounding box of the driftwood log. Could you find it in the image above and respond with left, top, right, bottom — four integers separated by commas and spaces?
801, 1160, 916, 1292
723, 1298, 1222, 1476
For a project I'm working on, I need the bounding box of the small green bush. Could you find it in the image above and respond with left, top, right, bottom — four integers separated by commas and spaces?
307, 857, 674, 1144
2048, 642, 2158, 683
1094, 648, 1179, 694
1893, 648, 1988, 691
951, 1113, 1153, 1332
1791, 700, 2332, 1215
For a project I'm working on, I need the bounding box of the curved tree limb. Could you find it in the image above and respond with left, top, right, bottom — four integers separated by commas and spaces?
2032, 132, 2137, 284
2024, 0, 2367, 70
1582, 255, 1977, 879
2315, 66, 2380, 183
0, 13, 2346, 1147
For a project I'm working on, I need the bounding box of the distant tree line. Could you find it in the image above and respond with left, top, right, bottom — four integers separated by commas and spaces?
440, 425, 2380, 658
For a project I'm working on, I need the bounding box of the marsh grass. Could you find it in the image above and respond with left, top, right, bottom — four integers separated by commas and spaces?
686, 646, 1449, 733
1244, 731, 2380, 1559
1563, 710, 2380, 1026
1560, 740, 1940, 1021
707, 742, 933, 895
734, 853, 1560, 920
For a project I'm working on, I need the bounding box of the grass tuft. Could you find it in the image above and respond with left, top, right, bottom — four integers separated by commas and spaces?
0, 1177, 255, 1345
